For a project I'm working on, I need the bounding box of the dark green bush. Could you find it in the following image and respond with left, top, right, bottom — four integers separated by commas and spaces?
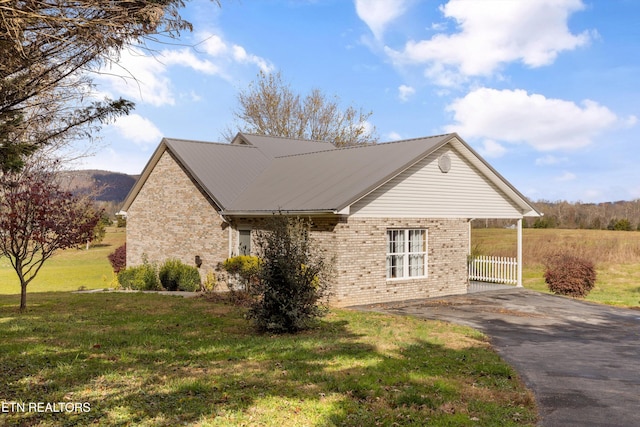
614, 218, 633, 231
533, 217, 555, 228
159, 259, 182, 291
248, 216, 333, 334
544, 253, 596, 298
118, 262, 161, 291
159, 259, 201, 292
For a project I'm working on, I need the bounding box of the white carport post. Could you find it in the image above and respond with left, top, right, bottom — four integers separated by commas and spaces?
517, 218, 523, 287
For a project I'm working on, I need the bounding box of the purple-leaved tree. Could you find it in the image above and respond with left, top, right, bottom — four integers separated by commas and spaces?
0, 167, 101, 311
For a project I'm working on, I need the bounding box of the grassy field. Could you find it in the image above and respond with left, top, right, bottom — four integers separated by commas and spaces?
472, 228, 640, 307
0, 227, 125, 296
0, 292, 537, 426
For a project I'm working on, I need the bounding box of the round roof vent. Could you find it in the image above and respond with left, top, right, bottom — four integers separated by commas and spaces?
438, 154, 451, 173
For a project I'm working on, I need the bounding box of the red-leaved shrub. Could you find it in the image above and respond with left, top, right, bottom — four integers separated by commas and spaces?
108, 243, 126, 273
544, 253, 596, 298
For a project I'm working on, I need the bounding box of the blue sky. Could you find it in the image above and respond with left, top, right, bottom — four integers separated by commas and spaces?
79, 0, 640, 203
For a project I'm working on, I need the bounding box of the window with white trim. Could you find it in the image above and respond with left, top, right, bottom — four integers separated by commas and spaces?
386, 229, 427, 279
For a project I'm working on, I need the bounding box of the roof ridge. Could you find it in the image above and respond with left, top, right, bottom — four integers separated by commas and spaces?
274, 133, 455, 159
384, 133, 455, 144
241, 133, 336, 145
164, 138, 256, 149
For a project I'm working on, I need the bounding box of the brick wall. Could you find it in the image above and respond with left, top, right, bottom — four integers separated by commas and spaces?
312, 216, 469, 307
126, 151, 229, 276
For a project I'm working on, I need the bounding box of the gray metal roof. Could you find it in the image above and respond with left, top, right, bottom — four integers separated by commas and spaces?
161, 134, 339, 209
226, 134, 452, 212
163, 138, 271, 208
235, 134, 336, 157
123, 132, 540, 217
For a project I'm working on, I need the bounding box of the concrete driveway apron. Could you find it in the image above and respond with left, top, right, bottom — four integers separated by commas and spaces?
352, 288, 640, 427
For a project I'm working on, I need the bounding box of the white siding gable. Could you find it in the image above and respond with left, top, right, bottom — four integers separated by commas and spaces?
350, 144, 524, 218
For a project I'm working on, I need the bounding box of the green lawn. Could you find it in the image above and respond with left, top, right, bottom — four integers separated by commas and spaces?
6, 227, 639, 425
0, 292, 537, 426
472, 228, 640, 308
0, 227, 125, 295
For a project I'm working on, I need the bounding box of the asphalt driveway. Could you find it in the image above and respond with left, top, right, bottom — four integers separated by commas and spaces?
352, 288, 640, 427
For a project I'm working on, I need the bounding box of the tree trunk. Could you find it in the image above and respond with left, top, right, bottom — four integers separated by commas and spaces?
20, 281, 27, 312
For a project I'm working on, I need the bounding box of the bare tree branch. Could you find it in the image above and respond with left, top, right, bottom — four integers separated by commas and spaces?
224, 71, 378, 147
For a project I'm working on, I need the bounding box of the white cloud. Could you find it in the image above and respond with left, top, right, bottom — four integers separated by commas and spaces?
557, 171, 577, 181
477, 139, 506, 158
112, 114, 163, 147
423, 62, 467, 88
161, 49, 222, 75
398, 84, 415, 102
535, 155, 567, 166
355, 0, 410, 39
232, 45, 274, 73
386, 0, 591, 84
429, 22, 447, 32
99, 48, 175, 107
387, 131, 403, 141
200, 34, 228, 56
360, 120, 376, 137
98, 47, 224, 107
97, 34, 272, 106
445, 88, 620, 151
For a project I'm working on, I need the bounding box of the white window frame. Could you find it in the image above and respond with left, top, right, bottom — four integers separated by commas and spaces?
386, 229, 427, 280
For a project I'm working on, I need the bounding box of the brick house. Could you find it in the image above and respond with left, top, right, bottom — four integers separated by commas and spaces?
120, 133, 540, 306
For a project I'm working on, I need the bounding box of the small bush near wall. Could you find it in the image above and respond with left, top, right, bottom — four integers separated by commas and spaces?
118, 262, 162, 291
221, 255, 261, 292
108, 243, 126, 273
544, 253, 596, 298
201, 271, 219, 292
249, 216, 333, 334
159, 259, 201, 292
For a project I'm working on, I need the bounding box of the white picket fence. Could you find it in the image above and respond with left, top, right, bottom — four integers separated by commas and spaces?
468, 255, 518, 285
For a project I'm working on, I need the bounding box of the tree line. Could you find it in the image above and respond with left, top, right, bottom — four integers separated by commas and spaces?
530, 199, 640, 230
476, 199, 640, 230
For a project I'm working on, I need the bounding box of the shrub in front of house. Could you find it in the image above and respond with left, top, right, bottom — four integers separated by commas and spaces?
159, 259, 201, 292
248, 215, 333, 334
544, 253, 596, 298
159, 259, 182, 291
117, 261, 162, 291
201, 271, 219, 292
221, 255, 261, 292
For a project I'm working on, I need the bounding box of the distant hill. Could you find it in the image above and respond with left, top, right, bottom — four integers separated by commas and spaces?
58, 170, 138, 204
